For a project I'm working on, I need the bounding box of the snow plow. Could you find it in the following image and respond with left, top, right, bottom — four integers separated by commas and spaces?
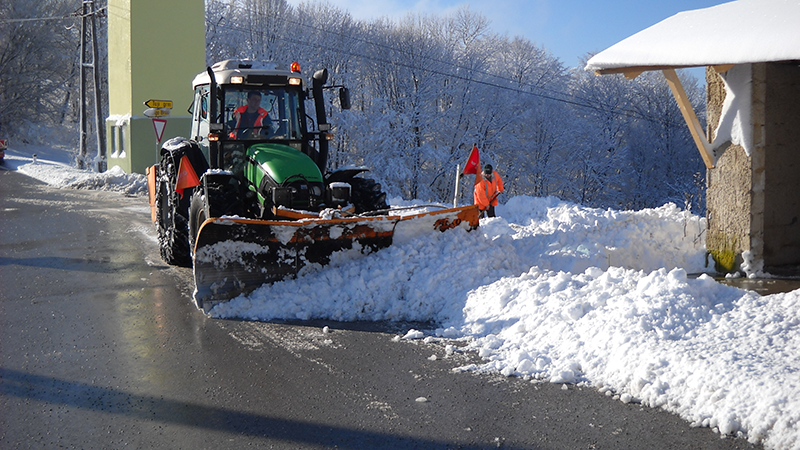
147, 60, 479, 312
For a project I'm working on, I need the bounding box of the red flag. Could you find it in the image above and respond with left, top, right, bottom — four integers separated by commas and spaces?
461, 145, 480, 175
175, 155, 200, 198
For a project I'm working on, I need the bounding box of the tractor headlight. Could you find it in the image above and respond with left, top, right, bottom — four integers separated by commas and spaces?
272, 187, 292, 207
328, 182, 351, 206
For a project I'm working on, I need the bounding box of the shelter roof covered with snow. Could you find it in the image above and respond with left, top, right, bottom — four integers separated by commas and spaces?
585, 0, 800, 74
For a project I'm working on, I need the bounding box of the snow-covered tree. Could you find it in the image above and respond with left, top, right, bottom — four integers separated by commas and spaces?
0, 0, 85, 141
11, 0, 705, 212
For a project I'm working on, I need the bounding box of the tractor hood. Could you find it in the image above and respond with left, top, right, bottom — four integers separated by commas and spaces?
246, 143, 323, 184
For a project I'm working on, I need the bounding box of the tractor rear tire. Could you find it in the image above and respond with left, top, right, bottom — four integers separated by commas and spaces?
349, 177, 388, 214
155, 164, 192, 267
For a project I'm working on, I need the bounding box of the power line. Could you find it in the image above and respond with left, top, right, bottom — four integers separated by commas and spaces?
269, 14, 696, 125
277, 16, 592, 107
210, 18, 686, 125
0, 6, 106, 24
2, 16, 73, 23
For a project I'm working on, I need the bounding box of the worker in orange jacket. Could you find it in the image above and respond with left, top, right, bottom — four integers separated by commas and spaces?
231, 91, 271, 139
474, 164, 504, 218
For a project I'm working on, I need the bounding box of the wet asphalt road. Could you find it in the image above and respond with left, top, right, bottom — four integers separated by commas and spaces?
0, 169, 763, 449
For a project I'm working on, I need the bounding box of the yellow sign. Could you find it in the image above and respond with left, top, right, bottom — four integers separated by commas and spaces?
144, 99, 173, 109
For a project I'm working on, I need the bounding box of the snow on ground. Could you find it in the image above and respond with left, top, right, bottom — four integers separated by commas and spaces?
4, 143, 148, 196
4, 144, 800, 449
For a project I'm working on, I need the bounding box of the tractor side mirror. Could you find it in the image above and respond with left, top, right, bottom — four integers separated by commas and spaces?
339, 87, 351, 110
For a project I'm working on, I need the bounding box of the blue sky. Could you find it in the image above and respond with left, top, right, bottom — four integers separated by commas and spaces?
287, 0, 728, 68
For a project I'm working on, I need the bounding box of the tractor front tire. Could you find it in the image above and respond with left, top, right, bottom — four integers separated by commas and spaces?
188, 176, 243, 252
349, 177, 388, 214
188, 190, 207, 256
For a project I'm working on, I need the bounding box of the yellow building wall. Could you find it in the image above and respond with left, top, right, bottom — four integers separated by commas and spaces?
106, 0, 205, 174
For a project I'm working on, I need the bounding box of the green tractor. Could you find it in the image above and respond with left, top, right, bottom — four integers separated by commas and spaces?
148, 60, 479, 312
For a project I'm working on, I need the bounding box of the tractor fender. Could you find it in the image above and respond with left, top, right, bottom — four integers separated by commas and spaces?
151, 137, 210, 267
159, 137, 209, 181
324, 166, 370, 184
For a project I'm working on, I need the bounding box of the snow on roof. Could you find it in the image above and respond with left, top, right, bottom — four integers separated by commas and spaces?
585, 0, 800, 72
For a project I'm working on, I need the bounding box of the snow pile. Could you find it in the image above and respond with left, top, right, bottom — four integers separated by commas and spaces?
64, 165, 148, 196
208, 196, 800, 449
210, 196, 707, 322
459, 267, 800, 447
7, 144, 800, 449
7, 146, 148, 196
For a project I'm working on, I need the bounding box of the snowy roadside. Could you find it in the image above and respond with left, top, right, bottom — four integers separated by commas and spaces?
3, 144, 148, 196
4, 143, 799, 449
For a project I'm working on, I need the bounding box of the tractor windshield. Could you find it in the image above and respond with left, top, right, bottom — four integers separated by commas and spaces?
222, 87, 303, 141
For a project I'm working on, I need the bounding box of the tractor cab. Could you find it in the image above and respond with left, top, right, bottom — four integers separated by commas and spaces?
188, 60, 315, 175
185, 59, 350, 215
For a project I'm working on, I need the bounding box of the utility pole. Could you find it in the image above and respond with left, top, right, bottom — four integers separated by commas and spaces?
78, 0, 106, 172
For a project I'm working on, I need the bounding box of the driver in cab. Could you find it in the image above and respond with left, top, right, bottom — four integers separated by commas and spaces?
231, 91, 271, 139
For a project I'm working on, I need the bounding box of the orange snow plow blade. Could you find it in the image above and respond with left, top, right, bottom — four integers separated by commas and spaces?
192, 205, 479, 312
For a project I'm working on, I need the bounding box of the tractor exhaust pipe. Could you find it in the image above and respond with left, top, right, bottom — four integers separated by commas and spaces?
207, 66, 221, 169
312, 68, 329, 174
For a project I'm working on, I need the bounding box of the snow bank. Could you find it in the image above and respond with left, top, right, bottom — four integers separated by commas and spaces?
207, 195, 800, 449
460, 267, 800, 447
12, 156, 148, 197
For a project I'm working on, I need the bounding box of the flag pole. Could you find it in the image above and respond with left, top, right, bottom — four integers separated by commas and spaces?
453, 164, 461, 208
458, 144, 480, 207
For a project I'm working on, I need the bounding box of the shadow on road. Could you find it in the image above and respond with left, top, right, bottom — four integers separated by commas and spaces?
0, 255, 138, 273
0, 367, 537, 450
256, 318, 440, 335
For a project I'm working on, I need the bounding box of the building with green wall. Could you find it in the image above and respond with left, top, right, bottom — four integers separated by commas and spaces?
105, 0, 205, 175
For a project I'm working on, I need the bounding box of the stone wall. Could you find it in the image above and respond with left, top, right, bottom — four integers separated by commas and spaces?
705, 67, 753, 272
705, 62, 800, 272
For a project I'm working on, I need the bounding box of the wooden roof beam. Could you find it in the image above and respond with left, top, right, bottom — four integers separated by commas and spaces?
662, 68, 715, 169
623, 69, 644, 79
594, 63, 736, 77
594, 64, 706, 77
593, 64, 719, 168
